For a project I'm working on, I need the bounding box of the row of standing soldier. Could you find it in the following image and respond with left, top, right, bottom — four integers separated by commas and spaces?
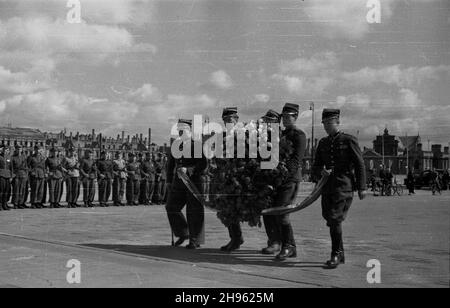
165, 104, 367, 269
0, 147, 168, 210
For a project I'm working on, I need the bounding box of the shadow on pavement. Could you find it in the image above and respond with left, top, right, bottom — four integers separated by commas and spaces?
80, 244, 325, 269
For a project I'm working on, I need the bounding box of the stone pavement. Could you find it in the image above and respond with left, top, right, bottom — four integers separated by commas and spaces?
0, 190, 448, 288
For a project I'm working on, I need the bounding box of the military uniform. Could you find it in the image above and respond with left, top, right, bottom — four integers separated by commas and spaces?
112, 155, 127, 206
0, 147, 12, 211
80, 151, 97, 207
28, 148, 46, 208
46, 149, 64, 208
11, 149, 29, 208
152, 156, 163, 204
312, 109, 366, 268
166, 119, 208, 248
126, 154, 141, 205
139, 154, 156, 205
96, 153, 113, 207
63, 152, 80, 207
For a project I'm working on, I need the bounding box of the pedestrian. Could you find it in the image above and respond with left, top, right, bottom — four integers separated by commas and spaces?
96, 151, 113, 207
62, 147, 80, 208
46, 148, 64, 208
28, 146, 46, 209
126, 153, 141, 206
79, 150, 97, 207
312, 109, 367, 269
442, 169, 449, 191
0, 145, 12, 211
139, 152, 155, 205
112, 152, 126, 206
11, 145, 29, 209
166, 119, 208, 249
407, 168, 415, 195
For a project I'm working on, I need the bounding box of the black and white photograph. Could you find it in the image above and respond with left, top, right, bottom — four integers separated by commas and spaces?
0, 0, 449, 292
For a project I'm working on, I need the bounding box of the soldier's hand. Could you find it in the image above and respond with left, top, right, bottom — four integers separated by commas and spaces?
321, 169, 332, 177
180, 167, 187, 174
358, 190, 367, 200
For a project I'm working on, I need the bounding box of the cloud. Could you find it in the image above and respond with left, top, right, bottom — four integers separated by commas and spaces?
341, 65, 450, 88
303, 0, 395, 40
128, 83, 163, 103
209, 70, 234, 90
272, 52, 338, 97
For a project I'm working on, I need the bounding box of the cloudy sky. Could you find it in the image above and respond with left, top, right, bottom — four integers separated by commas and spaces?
0, 0, 449, 148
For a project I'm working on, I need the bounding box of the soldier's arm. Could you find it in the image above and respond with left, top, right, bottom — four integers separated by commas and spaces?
79, 160, 88, 177
311, 140, 325, 182
348, 136, 367, 191
166, 153, 176, 184
285, 130, 307, 173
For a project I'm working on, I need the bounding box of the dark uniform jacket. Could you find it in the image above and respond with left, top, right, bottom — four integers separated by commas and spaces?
96, 159, 113, 179
46, 157, 63, 179
140, 160, 156, 181
11, 155, 28, 178
167, 139, 208, 184
0, 155, 12, 178
80, 158, 97, 179
28, 155, 46, 178
312, 131, 366, 194
279, 126, 307, 182
126, 162, 142, 181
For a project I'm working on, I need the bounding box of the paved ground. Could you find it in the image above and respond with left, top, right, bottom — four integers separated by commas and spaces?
0, 190, 449, 288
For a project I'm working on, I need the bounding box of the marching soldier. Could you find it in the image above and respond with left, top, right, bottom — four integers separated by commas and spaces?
11, 145, 29, 209
46, 148, 64, 208
269, 104, 306, 260
140, 152, 156, 205
220, 107, 246, 252
126, 153, 141, 206
112, 152, 127, 206
96, 151, 113, 207
259, 109, 283, 255
153, 153, 163, 204
80, 150, 97, 207
166, 119, 207, 249
28, 146, 47, 209
62, 147, 80, 208
0, 145, 12, 211
312, 109, 367, 269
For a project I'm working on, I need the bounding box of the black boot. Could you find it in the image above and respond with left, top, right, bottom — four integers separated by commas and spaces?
174, 236, 189, 247
275, 245, 297, 261
261, 241, 281, 255
186, 240, 201, 250
1, 203, 10, 211
326, 251, 345, 269
326, 223, 345, 269
221, 224, 244, 252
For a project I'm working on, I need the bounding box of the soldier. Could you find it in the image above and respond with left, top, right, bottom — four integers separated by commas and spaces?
46, 148, 64, 208
166, 119, 208, 249
139, 152, 156, 205
112, 152, 127, 206
219, 107, 246, 252
80, 150, 97, 207
407, 168, 415, 195
160, 154, 168, 204
126, 153, 141, 205
312, 109, 367, 269
153, 153, 163, 204
96, 151, 113, 207
11, 145, 29, 209
270, 105, 306, 260
62, 147, 80, 208
442, 169, 449, 191
0, 145, 12, 211
28, 146, 47, 209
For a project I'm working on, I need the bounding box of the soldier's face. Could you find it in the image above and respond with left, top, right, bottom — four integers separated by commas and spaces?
223, 116, 238, 125
323, 119, 340, 135
282, 114, 296, 127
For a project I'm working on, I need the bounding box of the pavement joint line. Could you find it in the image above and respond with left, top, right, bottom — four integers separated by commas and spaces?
0, 232, 334, 288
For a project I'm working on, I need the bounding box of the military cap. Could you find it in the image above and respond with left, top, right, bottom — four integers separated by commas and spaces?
282, 103, 299, 115
34, 145, 42, 150
222, 107, 238, 119
178, 119, 193, 127
128, 152, 135, 158
262, 109, 281, 123
321, 108, 340, 123
145, 152, 152, 156
49, 147, 57, 152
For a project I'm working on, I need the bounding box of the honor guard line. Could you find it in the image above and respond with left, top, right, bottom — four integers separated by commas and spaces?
170, 115, 280, 170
